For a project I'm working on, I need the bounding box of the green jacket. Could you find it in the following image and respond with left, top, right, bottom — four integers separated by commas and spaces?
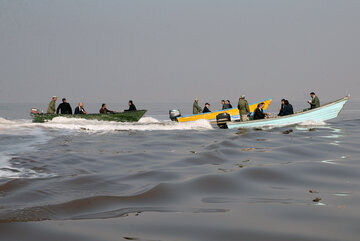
193, 101, 202, 114
238, 99, 250, 115
310, 96, 320, 109
47, 100, 56, 114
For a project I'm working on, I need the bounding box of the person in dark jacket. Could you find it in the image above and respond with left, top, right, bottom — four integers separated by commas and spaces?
56, 98, 72, 114
308, 92, 320, 109
253, 103, 268, 120
99, 103, 116, 114
203, 103, 211, 113
225, 100, 233, 108
221, 100, 226, 110
223, 100, 232, 109
74, 102, 87, 114
124, 100, 137, 112
279, 100, 294, 116
278, 99, 285, 116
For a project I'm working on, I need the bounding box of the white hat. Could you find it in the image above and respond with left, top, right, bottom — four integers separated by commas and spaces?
240, 95, 245, 99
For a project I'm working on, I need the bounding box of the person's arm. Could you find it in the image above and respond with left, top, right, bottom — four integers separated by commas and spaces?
56, 104, 60, 114
310, 99, 316, 107
246, 102, 250, 114
315, 97, 320, 107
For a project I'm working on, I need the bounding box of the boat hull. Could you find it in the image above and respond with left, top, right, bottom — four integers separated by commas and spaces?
31, 110, 147, 123
176, 98, 272, 122
225, 96, 349, 129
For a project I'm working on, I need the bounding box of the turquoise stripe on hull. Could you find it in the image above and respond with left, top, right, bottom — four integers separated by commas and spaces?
226, 96, 349, 129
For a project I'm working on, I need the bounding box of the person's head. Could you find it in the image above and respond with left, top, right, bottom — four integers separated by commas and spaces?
221, 100, 225, 104
240, 95, 245, 99
128, 100, 133, 106
226, 100, 230, 104
79, 102, 83, 108
62, 98, 67, 103
259, 102, 265, 109
102, 103, 106, 108
281, 98, 285, 104
310, 92, 316, 98
52, 96, 57, 101
195, 98, 199, 103
205, 103, 210, 108
284, 100, 289, 105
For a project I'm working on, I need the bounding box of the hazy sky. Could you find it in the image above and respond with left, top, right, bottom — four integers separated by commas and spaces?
0, 0, 359, 104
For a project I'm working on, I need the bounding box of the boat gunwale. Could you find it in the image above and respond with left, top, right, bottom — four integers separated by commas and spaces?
31, 110, 147, 123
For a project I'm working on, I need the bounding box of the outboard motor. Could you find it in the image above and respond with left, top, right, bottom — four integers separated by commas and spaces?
30, 108, 40, 115
169, 109, 181, 121
216, 112, 230, 129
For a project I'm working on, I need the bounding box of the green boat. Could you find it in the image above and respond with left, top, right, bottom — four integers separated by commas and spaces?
30, 109, 147, 123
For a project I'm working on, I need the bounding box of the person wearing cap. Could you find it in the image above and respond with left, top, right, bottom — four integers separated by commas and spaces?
56, 98, 72, 114
47, 96, 57, 114
308, 92, 320, 109
238, 95, 250, 121
193, 98, 202, 114
203, 103, 211, 113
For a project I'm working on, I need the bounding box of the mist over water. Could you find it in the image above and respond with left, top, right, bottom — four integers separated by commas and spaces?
0, 100, 359, 241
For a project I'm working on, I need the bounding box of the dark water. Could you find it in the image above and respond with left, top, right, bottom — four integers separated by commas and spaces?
0, 100, 359, 241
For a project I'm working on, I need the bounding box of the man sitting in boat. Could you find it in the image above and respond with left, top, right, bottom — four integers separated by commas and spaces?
253, 103, 269, 120
238, 95, 250, 121
99, 104, 116, 114
278, 99, 285, 115
226, 100, 233, 109
279, 100, 294, 116
308, 92, 320, 109
221, 100, 226, 110
203, 103, 211, 113
74, 102, 87, 114
47, 96, 57, 114
223, 100, 232, 109
124, 100, 137, 111
193, 98, 202, 114
56, 98, 72, 114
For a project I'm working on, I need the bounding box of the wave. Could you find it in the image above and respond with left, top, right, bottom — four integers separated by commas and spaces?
40, 117, 213, 132
0, 127, 55, 179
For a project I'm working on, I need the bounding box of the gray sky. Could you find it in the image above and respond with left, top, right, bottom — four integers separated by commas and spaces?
0, 0, 359, 104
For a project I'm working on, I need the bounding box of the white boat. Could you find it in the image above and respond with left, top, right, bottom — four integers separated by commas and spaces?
220, 96, 349, 129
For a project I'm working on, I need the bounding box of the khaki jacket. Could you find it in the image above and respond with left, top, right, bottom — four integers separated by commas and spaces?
193, 101, 202, 114
238, 99, 250, 115
47, 100, 56, 114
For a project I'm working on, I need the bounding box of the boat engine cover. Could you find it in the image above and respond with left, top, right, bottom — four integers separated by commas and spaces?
216, 112, 230, 129
169, 109, 181, 121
